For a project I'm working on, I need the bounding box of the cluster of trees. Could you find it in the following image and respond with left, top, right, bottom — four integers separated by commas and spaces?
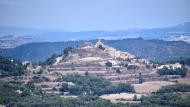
157, 84, 190, 93
16, 96, 120, 107
140, 84, 190, 107
57, 74, 135, 95
141, 93, 190, 107
15, 95, 134, 107
1, 81, 190, 107
0, 82, 43, 106
127, 65, 139, 70
0, 56, 26, 77
96, 83, 135, 95
63, 46, 74, 57
157, 66, 187, 77
0, 82, 134, 107
41, 46, 75, 65
41, 54, 60, 65
105, 61, 112, 67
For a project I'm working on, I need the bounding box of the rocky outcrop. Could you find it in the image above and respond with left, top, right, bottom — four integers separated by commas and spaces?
95, 40, 135, 59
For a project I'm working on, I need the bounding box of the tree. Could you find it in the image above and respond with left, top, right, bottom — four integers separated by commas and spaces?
20, 89, 30, 97
43, 54, 58, 65
26, 82, 35, 90
105, 61, 112, 67
98, 44, 105, 50
59, 83, 69, 94
133, 95, 137, 101
85, 71, 89, 75
139, 72, 144, 84
63, 47, 74, 57
116, 69, 121, 74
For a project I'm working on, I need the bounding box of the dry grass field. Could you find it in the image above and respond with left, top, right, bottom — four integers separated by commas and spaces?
133, 81, 176, 94
60, 95, 78, 98
171, 78, 190, 85
100, 93, 146, 103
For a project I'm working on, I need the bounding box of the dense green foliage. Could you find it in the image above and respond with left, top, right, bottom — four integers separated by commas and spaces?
57, 74, 135, 95
157, 66, 187, 77
1, 39, 190, 63
16, 96, 118, 107
96, 83, 135, 95
63, 46, 74, 56
140, 84, 190, 107
0, 82, 44, 106
1, 81, 190, 107
0, 82, 134, 107
141, 93, 190, 107
40, 46, 75, 65
105, 61, 112, 67
0, 56, 26, 77
7, 94, 131, 107
0, 83, 20, 105
157, 84, 190, 93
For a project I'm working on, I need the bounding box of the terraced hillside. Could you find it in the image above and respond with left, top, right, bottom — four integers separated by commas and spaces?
46, 40, 165, 84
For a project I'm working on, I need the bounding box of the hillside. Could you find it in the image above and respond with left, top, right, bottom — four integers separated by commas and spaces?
43, 40, 162, 84
105, 38, 190, 62
0, 38, 190, 63
0, 41, 84, 63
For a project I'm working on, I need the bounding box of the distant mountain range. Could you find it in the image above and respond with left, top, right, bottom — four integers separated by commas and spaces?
0, 22, 190, 48
0, 35, 38, 48
0, 26, 63, 35
1, 38, 190, 63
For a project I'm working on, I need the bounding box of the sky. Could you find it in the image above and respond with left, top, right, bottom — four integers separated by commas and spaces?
0, 0, 190, 31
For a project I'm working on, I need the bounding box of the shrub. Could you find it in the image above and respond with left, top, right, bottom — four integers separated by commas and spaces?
105, 61, 112, 67
157, 66, 187, 77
